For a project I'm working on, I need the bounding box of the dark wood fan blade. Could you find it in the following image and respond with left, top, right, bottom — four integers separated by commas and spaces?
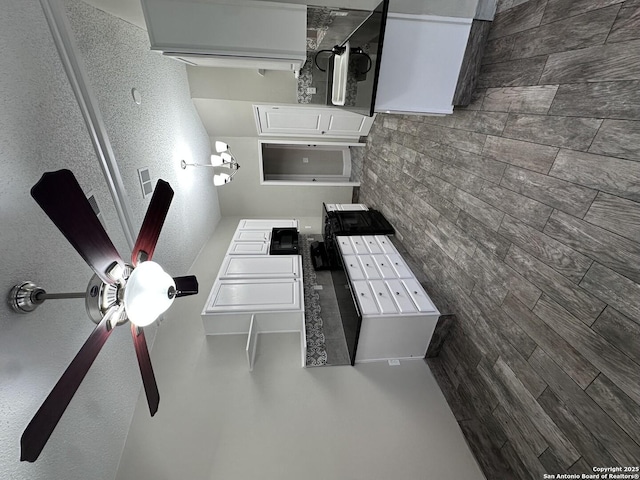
173, 275, 199, 298
131, 180, 174, 266
131, 324, 159, 416
20, 313, 114, 462
31, 169, 124, 285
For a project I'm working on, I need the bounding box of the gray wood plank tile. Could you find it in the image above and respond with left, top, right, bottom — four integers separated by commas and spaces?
502, 293, 600, 389
538, 448, 567, 475
580, 262, 640, 323
568, 457, 597, 475
477, 361, 549, 455
482, 36, 515, 65
505, 245, 606, 323
416, 123, 488, 155
483, 85, 559, 115
489, 0, 548, 39
483, 135, 558, 174
500, 441, 540, 480
586, 374, 640, 445
592, 306, 640, 365
493, 407, 549, 479
478, 183, 553, 230
607, 3, 640, 43
454, 20, 492, 106
501, 166, 598, 218
452, 149, 507, 184
452, 110, 509, 135
502, 114, 603, 150
510, 6, 619, 59
426, 358, 467, 420
496, 0, 532, 13
589, 119, 640, 161
544, 210, 640, 284
495, 358, 580, 467
438, 163, 486, 196
533, 294, 640, 405
548, 80, 640, 120
456, 359, 503, 415
459, 250, 510, 305
499, 215, 593, 282
457, 211, 512, 259
453, 188, 506, 230
584, 192, 640, 242
529, 347, 640, 467
470, 287, 538, 358
550, 149, 640, 202
437, 216, 478, 257
537, 388, 619, 470
475, 245, 542, 308
459, 418, 515, 478
540, 39, 640, 83
541, 0, 624, 24
420, 235, 477, 294
421, 218, 459, 260
478, 56, 548, 88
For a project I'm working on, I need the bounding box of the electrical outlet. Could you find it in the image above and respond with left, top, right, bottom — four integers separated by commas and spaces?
388, 359, 400, 366
313, 285, 323, 290
306, 87, 316, 94
303, 157, 309, 163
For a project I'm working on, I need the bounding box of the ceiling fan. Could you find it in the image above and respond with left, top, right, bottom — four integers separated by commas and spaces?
9, 169, 198, 462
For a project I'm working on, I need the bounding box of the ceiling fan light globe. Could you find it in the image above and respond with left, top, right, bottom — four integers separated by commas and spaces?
124, 261, 176, 327
214, 141, 229, 153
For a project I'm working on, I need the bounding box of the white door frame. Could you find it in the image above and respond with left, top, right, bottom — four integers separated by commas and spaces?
258, 139, 364, 187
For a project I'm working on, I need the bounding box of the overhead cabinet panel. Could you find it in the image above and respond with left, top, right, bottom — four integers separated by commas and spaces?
238, 219, 298, 230
219, 255, 301, 279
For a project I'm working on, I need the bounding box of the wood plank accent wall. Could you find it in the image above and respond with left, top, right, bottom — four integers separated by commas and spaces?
351, 0, 640, 476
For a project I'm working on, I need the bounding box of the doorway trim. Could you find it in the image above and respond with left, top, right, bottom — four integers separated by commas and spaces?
258, 139, 364, 186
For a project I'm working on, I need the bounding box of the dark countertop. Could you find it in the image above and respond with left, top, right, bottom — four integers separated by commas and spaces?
299, 1, 389, 117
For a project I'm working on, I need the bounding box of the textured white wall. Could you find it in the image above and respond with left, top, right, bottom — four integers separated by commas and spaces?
0, 1, 218, 479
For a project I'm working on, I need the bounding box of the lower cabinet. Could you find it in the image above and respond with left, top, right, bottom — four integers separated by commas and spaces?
201, 220, 305, 368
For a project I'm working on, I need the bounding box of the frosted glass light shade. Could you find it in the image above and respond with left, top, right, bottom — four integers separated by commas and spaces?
124, 261, 176, 327
221, 152, 233, 164
210, 154, 224, 166
214, 141, 229, 153
213, 173, 231, 186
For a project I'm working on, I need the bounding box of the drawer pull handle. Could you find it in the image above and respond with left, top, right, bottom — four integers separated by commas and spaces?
366, 263, 370, 267
350, 264, 354, 267
381, 263, 385, 266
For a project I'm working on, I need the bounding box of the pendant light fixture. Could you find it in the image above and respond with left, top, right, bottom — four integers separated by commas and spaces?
181, 141, 240, 186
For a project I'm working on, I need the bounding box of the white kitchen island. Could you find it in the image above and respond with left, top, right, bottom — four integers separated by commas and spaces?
201, 219, 306, 369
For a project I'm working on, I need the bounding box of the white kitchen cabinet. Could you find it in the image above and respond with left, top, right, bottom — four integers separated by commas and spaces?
227, 241, 269, 255
336, 235, 441, 363
202, 219, 305, 367
325, 203, 368, 212
141, 0, 306, 72
238, 219, 298, 230
254, 105, 375, 138
219, 255, 301, 279
375, 14, 472, 115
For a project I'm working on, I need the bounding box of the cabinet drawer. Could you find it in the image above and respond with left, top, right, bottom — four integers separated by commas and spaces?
352, 281, 380, 315
337, 236, 355, 255
374, 235, 397, 254
350, 236, 369, 255
227, 241, 269, 255
343, 255, 365, 280
361, 235, 383, 254
372, 255, 398, 279
369, 280, 398, 314
387, 254, 413, 278
233, 230, 270, 242
402, 278, 437, 312
358, 254, 381, 279
385, 279, 417, 313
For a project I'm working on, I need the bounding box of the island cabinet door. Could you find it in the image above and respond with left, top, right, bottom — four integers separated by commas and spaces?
218, 255, 301, 279
205, 278, 301, 313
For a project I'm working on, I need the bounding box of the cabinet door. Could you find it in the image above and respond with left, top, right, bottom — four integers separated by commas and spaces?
227, 241, 269, 255
361, 235, 382, 254
385, 279, 417, 313
350, 236, 369, 255
206, 278, 301, 312
374, 235, 397, 254
369, 280, 398, 315
371, 255, 397, 279
255, 105, 374, 138
352, 281, 380, 315
343, 255, 365, 280
387, 254, 413, 278
358, 255, 381, 280
219, 255, 300, 279
238, 219, 298, 230
336, 236, 355, 255
233, 230, 271, 242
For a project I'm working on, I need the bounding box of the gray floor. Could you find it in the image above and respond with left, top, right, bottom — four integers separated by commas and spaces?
351, 0, 640, 477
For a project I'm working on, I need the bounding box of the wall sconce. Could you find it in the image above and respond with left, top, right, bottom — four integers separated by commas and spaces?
180, 141, 240, 186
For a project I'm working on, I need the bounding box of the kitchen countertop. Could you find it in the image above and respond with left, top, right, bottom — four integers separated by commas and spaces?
298, 1, 389, 117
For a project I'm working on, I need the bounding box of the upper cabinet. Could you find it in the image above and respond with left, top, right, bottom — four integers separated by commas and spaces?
140, 0, 307, 73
